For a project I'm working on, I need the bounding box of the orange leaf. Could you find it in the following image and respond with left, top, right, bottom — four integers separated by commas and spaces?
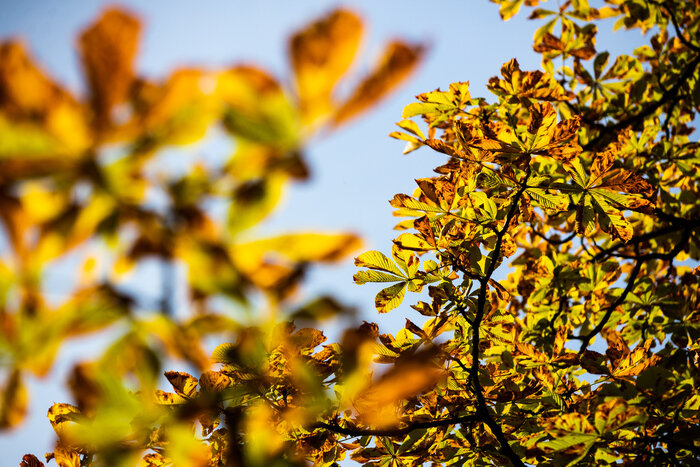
333, 41, 425, 126
290, 9, 363, 123
79, 8, 141, 126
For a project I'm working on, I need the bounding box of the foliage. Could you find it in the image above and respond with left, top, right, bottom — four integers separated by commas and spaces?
0, 6, 423, 466
8, 0, 700, 466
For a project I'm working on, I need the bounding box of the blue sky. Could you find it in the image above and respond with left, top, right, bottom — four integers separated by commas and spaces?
0, 0, 649, 460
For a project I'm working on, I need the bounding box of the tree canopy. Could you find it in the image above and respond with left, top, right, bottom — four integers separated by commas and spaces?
3, 0, 700, 466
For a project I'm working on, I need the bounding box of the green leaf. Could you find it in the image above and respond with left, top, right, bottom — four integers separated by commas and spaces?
527, 188, 568, 211
541, 433, 597, 451
354, 270, 405, 284
355, 250, 405, 277
390, 194, 444, 214
375, 282, 407, 313
402, 102, 441, 119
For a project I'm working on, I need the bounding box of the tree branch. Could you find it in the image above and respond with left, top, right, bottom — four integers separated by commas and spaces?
581, 53, 700, 151
311, 414, 481, 438
468, 172, 530, 467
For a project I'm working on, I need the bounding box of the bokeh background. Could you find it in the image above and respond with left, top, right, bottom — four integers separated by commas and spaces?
0, 0, 646, 460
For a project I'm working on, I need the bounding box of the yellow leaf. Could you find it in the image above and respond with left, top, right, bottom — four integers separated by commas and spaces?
153, 390, 186, 405
52, 443, 81, 467
217, 67, 300, 148
243, 403, 285, 463
130, 69, 219, 145
164, 424, 210, 467
47, 403, 80, 441
0, 369, 27, 430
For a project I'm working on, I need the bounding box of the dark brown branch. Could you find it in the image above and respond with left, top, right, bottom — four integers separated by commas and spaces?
655, 1, 700, 53
311, 414, 481, 438
469, 172, 530, 467
533, 229, 576, 246
591, 215, 700, 262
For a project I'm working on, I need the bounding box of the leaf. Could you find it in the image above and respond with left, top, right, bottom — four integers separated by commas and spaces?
526, 188, 568, 211
47, 403, 80, 441
290, 328, 327, 349
355, 250, 405, 277
52, 444, 82, 467
390, 193, 444, 214
402, 102, 442, 119
541, 433, 597, 451
393, 232, 435, 252
153, 390, 186, 405
333, 41, 424, 125
210, 343, 237, 364
199, 371, 232, 393
375, 282, 407, 313
354, 270, 405, 284
217, 66, 300, 148
395, 119, 425, 139
79, 8, 140, 125
164, 371, 199, 399
290, 9, 363, 123
353, 358, 443, 427
235, 232, 362, 265
20, 455, 44, 467
0, 370, 27, 430
488, 58, 573, 102
498, 0, 525, 20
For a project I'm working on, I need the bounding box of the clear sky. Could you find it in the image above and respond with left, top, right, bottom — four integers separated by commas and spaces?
0, 0, 648, 461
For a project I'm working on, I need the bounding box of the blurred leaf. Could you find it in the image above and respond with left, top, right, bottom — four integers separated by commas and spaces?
333, 41, 425, 125
0, 370, 27, 430
79, 8, 140, 126
290, 9, 363, 124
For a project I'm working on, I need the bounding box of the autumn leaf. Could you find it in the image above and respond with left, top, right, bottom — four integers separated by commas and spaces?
290, 9, 363, 124
79, 8, 140, 126
353, 358, 444, 428
0, 370, 27, 430
333, 41, 425, 125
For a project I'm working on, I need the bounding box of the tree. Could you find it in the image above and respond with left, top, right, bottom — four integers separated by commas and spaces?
11, 0, 700, 465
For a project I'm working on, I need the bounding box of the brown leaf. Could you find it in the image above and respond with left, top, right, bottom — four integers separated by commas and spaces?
413, 215, 437, 247
602, 328, 630, 369
79, 8, 141, 126
68, 363, 101, 415
533, 33, 566, 53
598, 170, 654, 196
424, 139, 468, 159
333, 41, 425, 125
52, 443, 81, 467
165, 371, 199, 398
404, 318, 427, 339
21, 454, 45, 467
199, 371, 232, 393
488, 58, 573, 102
46, 403, 80, 441
527, 102, 556, 135
290, 328, 327, 349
